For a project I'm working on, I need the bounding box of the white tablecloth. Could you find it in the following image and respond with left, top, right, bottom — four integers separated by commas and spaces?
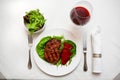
0, 0, 120, 80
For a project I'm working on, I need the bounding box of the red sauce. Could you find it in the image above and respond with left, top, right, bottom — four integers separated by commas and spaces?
70, 6, 90, 25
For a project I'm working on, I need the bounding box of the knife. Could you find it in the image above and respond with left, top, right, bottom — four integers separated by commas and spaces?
28, 34, 33, 69
83, 30, 88, 71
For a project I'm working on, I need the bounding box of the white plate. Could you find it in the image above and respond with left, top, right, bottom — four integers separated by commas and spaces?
32, 28, 81, 76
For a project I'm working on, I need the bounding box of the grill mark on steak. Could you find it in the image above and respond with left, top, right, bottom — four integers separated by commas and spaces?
44, 39, 61, 64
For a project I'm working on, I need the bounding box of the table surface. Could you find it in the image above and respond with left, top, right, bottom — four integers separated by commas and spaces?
0, 0, 120, 80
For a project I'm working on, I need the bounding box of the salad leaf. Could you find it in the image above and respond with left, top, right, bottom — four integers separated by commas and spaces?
24, 9, 46, 34
56, 59, 61, 67
36, 36, 51, 59
53, 35, 64, 40
59, 41, 64, 50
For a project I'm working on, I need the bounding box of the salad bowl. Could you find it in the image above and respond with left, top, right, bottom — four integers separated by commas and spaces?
23, 9, 46, 34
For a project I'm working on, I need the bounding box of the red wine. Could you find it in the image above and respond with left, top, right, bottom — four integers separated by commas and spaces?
70, 6, 90, 25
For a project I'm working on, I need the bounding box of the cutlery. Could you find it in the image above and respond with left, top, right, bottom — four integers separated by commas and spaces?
28, 34, 33, 69
83, 30, 88, 71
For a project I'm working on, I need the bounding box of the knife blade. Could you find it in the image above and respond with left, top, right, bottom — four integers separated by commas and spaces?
83, 30, 88, 71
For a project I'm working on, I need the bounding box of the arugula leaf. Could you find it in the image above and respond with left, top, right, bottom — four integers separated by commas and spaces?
56, 59, 61, 67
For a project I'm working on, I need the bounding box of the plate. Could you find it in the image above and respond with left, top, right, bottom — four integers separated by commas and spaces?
32, 28, 81, 76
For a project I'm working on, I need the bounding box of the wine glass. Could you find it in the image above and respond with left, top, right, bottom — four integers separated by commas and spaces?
70, 1, 93, 26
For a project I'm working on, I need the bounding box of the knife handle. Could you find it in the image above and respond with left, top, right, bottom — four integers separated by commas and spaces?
83, 52, 88, 71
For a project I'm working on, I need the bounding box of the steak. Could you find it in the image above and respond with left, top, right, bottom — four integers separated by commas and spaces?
44, 39, 61, 64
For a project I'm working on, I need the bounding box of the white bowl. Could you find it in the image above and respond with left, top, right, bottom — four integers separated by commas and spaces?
24, 23, 46, 34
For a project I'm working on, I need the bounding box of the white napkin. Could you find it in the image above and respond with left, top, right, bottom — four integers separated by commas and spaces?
91, 26, 102, 73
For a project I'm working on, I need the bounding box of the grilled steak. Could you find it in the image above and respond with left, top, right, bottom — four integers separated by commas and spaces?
44, 39, 61, 64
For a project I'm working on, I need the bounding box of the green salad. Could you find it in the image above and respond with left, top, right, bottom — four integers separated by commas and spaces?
36, 35, 76, 66
23, 9, 46, 34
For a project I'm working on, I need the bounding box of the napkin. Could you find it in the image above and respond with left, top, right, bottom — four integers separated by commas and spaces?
91, 26, 102, 73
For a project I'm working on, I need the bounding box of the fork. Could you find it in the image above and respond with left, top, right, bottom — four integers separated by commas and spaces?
28, 34, 33, 69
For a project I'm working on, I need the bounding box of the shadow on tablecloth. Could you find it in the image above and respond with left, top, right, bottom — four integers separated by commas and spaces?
114, 73, 120, 80
0, 72, 6, 80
